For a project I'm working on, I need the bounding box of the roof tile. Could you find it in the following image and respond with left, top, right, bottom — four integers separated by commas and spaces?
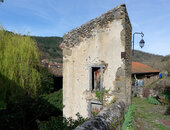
132, 62, 160, 74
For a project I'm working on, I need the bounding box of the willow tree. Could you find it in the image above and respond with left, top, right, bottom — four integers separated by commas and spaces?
0, 27, 41, 106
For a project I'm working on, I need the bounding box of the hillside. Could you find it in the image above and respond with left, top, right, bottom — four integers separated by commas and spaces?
31, 35, 167, 72
31, 36, 63, 63
161, 55, 170, 73
132, 50, 164, 71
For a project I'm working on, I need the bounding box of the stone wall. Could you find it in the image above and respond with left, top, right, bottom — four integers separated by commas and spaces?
62, 4, 132, 119
131, 74, 159, 97
143, 74, 159, 87
75, 100, 125, 130
112, 5, 132, 105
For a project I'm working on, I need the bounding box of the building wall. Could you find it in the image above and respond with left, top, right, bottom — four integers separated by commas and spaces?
62, 4, 132, 119
131, 73, 159, 97
135, 73, 159, 87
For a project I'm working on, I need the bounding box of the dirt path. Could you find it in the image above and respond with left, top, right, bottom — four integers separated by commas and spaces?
133, 97, 170, 130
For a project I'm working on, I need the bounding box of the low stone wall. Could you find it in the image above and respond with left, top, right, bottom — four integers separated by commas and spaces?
131, 85, 143, 97
75, 100, 125, 130
143, 75, 159, 87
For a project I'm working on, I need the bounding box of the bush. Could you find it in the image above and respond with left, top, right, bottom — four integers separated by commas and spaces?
38, 113, 88, 130
38, 67, 54, 95
40, 89, 63, 111
0, 89, 63, 130
95, 89, 110, 103
147, 96, 161, 105
162, 92, 170, 102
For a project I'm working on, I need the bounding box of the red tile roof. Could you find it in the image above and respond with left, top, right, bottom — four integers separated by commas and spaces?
42, 59, 48, 61
132, 62, 160, 74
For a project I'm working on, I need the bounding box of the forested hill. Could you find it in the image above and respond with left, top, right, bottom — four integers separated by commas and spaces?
31, 36, 63, 63
32, 35, 168, 71
3, 31, 169, 71
132, 50, 164, 70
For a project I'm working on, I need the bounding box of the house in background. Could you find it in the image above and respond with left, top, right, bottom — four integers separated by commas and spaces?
41, 59, 49, 63
61, 4, 132, 119
132, 62, 160, 87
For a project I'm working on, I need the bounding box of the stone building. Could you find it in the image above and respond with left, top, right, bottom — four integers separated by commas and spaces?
132, 62, 160, 87
131, 62, 160, 97
61, 4, 132, 119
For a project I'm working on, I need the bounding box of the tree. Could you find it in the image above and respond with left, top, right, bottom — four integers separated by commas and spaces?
0, 27, 41, 106
162, 55, 170, 75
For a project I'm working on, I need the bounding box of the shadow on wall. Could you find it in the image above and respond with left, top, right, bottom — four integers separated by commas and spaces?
0, 72, 62, 130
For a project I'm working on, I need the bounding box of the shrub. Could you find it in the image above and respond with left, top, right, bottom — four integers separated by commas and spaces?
0, 89, 63, 130
95, 89, 110, 103
38, 67, 54, 95
147, 96, 161, 105
162, 92, 170, 102
37, 113, 88, 130
40, 89, 63, 111
95, 90, 105, 103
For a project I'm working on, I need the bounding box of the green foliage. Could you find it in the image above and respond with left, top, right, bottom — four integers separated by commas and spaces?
38, 116, 67, 130
95, 90, 104, 102
0, 89, 63, 130
0, 28, 41, 105
31, 36, 63, 62
162, 92, 170, 102
95, 89, 109, 103
147, 96, 161, 105
162, 55, 170, 74
38, 113, 88, 130
40, 89, 63, 111
38, 67, 54, 95
122, 104, 135, 130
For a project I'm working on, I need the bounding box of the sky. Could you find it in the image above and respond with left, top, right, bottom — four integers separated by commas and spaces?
0, 0, 170, 56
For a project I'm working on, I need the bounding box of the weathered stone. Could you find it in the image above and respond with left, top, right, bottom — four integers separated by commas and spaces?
75, 100, 125, 130
61, 4, 128, 48
63, 4, 132, 118
104, 94, 116, 106
63, 48, 72, 57
115, 81, 125, 87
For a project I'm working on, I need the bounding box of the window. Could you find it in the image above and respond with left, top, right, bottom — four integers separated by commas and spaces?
89, 65, 104, 92
88, 100, 103, 117
92, 67, 101, 91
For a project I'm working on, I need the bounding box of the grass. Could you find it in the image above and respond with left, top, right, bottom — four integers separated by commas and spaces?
133, 97, 170, 130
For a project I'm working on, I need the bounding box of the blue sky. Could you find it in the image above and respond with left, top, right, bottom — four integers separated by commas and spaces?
0, 0, 170, 56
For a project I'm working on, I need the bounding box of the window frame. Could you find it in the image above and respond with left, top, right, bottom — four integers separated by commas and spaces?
89, 65, 105, 92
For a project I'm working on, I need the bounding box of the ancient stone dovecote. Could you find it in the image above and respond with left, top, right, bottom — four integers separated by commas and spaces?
61, 4, 132, 119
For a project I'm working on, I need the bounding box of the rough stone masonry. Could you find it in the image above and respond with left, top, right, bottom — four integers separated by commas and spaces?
61, 4, 132, 119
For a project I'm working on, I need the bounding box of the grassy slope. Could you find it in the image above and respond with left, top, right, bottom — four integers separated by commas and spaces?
133, 97, 170, 130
